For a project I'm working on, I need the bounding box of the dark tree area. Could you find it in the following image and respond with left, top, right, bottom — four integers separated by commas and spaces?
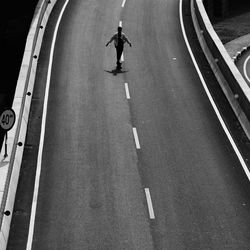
0, 1, 39, 95
229, 0, 250, 15
204, 0, 250, 21
0, 0, 39, 144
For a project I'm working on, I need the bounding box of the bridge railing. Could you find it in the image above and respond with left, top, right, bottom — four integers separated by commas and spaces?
0, 0, 57, 249
191, 0, 250, 140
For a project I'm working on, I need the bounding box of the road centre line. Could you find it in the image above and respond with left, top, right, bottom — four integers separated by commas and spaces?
179, 0, 250, 181
145, 188, 155, 219
122, 0, 126, 8
132, 127, 141, 149
118, 20, 123, 61
26, 0, 70, 249
125, 83, 130, 99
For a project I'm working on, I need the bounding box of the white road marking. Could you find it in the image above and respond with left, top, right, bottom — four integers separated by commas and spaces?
145, 188, 155, 219
125, 83, 131, 99
243, 55, 250, 84
179, 0, 250, 181
118, 21, 124, 62
132, 127, 141, 149
26, 0, 71, 249
122, 0, 126, 8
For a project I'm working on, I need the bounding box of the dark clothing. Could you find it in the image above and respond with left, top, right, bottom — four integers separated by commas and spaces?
115, 37, 124, 65
106, 31, 131, 68
117, 35, 124, 47
107, 32, 131, 47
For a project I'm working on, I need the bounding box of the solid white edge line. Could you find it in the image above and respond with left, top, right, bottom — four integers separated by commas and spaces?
125, 83, 130, 99
26, 0, 71, 249
132, 127, 141, 149
145, 188, 155, 219
179, 0, 250, 181
243, 55, 250, 84
122, 0, 126, 8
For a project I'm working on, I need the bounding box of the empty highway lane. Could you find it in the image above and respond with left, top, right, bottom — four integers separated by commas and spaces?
7, 0, 250, 249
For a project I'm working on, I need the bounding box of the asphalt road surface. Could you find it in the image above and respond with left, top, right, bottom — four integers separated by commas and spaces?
7, 0, 250, 249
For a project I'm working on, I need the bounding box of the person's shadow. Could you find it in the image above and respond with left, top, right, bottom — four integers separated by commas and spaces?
105, 68, 128, 76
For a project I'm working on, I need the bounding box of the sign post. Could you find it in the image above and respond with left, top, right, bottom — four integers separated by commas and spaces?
0, 109, 16, 158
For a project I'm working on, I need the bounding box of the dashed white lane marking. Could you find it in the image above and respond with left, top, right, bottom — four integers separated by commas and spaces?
125, 83, 130, 99
118, 21, 124, 62
122, 0, 126, 8
243, 55, 250, 84
145, 188, 155, 219
132, 127, 141, 149
26, 0, 70, 249
179, 0, 250, 181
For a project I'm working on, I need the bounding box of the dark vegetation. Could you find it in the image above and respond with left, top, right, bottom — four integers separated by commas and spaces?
213, 0, 250, 44
203, 0, 250, 21
229, 0, 250, 16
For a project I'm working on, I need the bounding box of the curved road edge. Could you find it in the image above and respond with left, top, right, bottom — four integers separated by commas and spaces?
181, 0, 250, 180
0, 0, 58, 249
6, 0, 250, 248
185, 0, 250, 179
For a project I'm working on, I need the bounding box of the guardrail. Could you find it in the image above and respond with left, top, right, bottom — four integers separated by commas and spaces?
0, 0, 57, 249
191, 0, 250, 140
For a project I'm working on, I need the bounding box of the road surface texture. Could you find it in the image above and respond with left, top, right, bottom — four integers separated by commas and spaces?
7, 0, 250, 249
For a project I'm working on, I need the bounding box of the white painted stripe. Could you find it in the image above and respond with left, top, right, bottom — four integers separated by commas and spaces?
125, 83, 130, 99
26, 0, 70, 249
119, 21, 124, 62
132, 127, 141, 149
243, 55, 250, 84
145, 188, 155, 219
118, 20, 124, 62
179, 0, 250, 181
122, 0, 126, 8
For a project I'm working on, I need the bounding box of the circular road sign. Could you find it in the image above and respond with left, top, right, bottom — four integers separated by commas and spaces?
0, 109, 16, 131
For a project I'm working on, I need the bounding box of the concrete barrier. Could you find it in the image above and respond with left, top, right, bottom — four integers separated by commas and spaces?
191, 0, 250, 140
0, 0, 57, 249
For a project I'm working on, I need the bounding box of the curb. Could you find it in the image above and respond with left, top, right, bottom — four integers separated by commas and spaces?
191, 0, 250, 141
0, 0, 57, 249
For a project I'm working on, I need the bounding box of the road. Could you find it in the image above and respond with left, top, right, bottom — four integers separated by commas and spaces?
7, 0, 250, 249
236, 49, 250, 87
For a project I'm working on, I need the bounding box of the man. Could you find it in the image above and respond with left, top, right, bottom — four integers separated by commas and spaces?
106, 26, 132, 69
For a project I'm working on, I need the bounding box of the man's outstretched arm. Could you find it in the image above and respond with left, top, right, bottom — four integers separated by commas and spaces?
106, 35, 115, 46
123, 33, 132, 47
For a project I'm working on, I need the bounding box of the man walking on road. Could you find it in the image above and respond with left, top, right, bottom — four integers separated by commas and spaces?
106, 26, 132, 70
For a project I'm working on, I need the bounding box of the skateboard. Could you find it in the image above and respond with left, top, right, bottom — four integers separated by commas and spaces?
104, 62, 127, 75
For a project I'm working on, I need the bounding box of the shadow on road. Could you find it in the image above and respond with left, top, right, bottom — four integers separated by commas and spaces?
104, 69, 128, 76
